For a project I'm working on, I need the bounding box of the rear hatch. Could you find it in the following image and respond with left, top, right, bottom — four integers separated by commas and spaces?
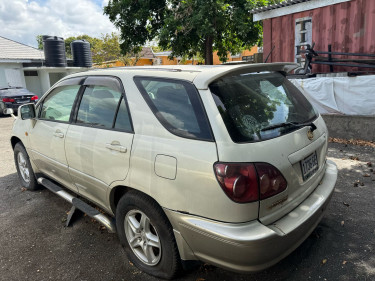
12, 95, 34, 104
209, 71, 328, 224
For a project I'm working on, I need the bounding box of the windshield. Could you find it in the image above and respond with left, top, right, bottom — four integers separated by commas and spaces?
209, 71, 318, 143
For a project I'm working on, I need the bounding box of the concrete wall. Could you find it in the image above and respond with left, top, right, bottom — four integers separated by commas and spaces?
322, 114, 375, 141
0, 63, 26, 88
24, 75, 42, 97
0, 66, 6, 88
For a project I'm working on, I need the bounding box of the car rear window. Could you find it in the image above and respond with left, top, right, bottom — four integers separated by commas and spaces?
134, 77, 213, 141
209, 71, 317, 143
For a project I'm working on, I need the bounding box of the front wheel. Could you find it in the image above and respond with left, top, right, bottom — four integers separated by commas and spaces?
116, 191, 181, 279
14, 143, 38, 190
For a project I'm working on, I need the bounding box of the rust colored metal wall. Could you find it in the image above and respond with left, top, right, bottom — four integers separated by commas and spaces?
263, 0, 375, 73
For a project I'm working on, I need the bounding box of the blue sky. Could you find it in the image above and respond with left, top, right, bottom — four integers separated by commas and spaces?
0, 0, 117, 47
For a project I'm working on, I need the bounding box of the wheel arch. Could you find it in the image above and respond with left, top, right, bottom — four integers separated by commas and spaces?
109, 185, 166, 218
110, 185, 131, 214
11, 136, 23, 149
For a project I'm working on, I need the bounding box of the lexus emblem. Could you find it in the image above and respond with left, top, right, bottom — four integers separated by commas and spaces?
307, 130, 314, 140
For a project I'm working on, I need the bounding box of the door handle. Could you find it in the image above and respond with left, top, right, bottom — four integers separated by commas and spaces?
105, 143, 127, 153
53, 131, 64, 138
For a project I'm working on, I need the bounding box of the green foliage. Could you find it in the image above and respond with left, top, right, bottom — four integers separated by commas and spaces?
36, 35, 43, 50
104, 0, 166, 55
104, 0, 269, 64
92, 33, 122, 64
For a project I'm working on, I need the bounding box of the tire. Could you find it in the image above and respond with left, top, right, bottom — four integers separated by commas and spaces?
14, 143, 39, 190
116, 191, 181, 279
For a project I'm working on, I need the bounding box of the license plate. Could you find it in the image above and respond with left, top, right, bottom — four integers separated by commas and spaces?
300, 152, 319, 181
16, 99, 30, 104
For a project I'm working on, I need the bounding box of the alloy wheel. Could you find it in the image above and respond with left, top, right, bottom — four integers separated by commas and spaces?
17, 152, 30, 183
124, 209, 162, 266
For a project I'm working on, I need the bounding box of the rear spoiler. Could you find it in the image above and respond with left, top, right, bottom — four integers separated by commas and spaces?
193, 63, 299, 90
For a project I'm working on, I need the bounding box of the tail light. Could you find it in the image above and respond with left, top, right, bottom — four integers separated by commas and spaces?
214, 162, 287, 203
31, 95, 38, 101
2, 98, 15, 102
255, 163, 287, 200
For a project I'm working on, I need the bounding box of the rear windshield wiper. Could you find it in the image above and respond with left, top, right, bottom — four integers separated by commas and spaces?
261, 121, 317, 132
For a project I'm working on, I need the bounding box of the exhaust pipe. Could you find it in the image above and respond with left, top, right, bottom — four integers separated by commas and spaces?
37, 177, 116, 233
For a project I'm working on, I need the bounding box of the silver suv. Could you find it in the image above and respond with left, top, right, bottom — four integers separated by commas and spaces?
8, 64, 337, 279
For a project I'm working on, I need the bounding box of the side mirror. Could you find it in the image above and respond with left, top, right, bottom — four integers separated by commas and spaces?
19, 103, 36, 120
3, 108, 14, 115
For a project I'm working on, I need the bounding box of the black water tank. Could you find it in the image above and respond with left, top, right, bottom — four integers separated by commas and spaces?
71, 40, 92, 67
43, 36, 67, 67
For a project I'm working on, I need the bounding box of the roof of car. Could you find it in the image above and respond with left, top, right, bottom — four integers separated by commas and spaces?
65, 63, 298, 89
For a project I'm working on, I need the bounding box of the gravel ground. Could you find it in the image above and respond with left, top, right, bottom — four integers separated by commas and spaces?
0, 115, 374, 281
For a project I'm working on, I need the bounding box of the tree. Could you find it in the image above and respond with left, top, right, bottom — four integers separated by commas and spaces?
92, 33, 122, 64
104, 0, 271, 65
118, 52, 142, 66
36, 35, 43, 50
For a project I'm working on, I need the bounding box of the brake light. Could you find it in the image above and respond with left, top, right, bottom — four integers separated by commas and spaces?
214, 163, 258, 203
31, 95, 38, 101
255, 163, 287, 200
214, 162, 287, 203
2, 98, 15, 102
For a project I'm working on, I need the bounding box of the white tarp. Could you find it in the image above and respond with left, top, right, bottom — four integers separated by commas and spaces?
289, 75, 375, 116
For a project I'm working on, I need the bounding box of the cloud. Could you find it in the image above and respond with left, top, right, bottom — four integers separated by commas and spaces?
0, 0, 117, 47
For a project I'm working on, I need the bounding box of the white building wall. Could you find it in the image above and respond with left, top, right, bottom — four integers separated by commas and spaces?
24, 76, 42, 97
0, 66, 6, 88
0, 63, 25, 88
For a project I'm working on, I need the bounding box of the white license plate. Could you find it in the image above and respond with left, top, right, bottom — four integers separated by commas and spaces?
17, 99, 30, 104
301, 152, 319, 181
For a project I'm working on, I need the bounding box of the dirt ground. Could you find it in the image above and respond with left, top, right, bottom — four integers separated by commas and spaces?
0, 115, 374, 281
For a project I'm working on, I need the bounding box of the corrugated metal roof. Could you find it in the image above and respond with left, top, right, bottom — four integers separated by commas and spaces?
251, 0, 312, 14
0, 36, 44, 60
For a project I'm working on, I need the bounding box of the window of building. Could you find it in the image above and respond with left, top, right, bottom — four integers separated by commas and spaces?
295, 17, 312, 64
24, 71, 38, 76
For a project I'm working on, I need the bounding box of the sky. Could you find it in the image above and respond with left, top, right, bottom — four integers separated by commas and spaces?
0, 0, 117, 48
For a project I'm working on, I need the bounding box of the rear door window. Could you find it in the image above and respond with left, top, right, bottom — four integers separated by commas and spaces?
209, 71, 317, 143
76, 85, 122, 128
114, 98, 132, 132
134, 77, 213, 141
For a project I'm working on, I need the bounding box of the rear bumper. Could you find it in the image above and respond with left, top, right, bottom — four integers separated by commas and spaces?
165, 160, 338, 273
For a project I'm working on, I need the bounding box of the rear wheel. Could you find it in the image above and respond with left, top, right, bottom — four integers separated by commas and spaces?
14, 143, 38, 190
116, 191, 181, 279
